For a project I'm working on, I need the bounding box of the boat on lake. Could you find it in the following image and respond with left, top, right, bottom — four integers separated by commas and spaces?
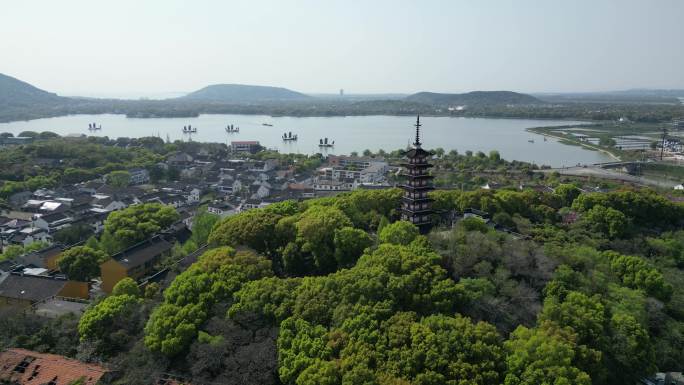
262, 123, 273, 127
183, 125, 197, 133
88, 123, 101, 131
318, 137, 334, 147
282, 132, 298, 141
226, 124, 239, 133
528, 139, 534, 143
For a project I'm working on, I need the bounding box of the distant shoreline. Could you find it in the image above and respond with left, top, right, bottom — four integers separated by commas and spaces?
0, 111, 592, 125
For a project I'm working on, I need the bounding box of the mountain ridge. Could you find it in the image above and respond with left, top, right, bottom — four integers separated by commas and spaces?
0, 73, 67, 106
406, 91, 543, 106
180, 83, 311, 102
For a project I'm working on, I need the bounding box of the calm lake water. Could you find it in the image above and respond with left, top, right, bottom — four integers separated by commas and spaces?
0, 114, 612, 167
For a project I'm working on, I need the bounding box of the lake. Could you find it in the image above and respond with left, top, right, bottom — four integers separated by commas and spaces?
0, 114, 613, 167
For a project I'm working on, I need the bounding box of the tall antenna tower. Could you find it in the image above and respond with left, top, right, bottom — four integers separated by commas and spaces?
660, 127, 668, 161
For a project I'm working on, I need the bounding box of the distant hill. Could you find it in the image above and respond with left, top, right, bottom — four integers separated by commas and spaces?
181, 84, 310, 102
613, 89, 684, 98
535, 90, 683, 105
406, 91, 543, 106
0, 73, 67, 106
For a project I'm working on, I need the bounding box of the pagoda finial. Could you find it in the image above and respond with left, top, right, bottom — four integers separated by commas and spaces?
414, 115, 422, 147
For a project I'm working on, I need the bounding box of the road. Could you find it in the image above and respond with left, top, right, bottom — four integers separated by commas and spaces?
540, 166, 677, 189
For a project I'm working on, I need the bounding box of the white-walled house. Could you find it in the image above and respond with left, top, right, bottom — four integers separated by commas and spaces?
207, 202, 237, 218
33, 212, 73, 233
187, 188, 201, 203
128, 168, 150, 185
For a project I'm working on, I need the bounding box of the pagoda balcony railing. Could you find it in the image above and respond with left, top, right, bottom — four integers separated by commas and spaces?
402, 205, 432, 213
402, 184, 434, 190
402, 180, 433, 188
400, 162, 434, 169
401, 214, 432, 226
402, 192, 431, 200
402, 195, 433, 202
407, 157, 425, 164
400, 171, 434, 177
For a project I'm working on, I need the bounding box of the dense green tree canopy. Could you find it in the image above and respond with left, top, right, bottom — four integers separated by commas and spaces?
208, 208, 284, 255
102, 203, 179, 252
378, 220, 419, 246
582, 204, 630, 238
112, 277, 142, 297
79, 294, 141, 342
294, 206, 352, 273
333, 227, 373, 268
554, 184, 582, 207
504, 323, 591, 385
5, 179, 683, 385
106, 170, 131, 187
188, 209, 220, 246
57, 246, 108, 281
144, 247, 272, 356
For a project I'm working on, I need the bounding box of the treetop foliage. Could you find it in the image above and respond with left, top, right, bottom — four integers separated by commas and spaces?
144, 247, 272, 356
101, 203, 179, 253
11, 186, 684, 384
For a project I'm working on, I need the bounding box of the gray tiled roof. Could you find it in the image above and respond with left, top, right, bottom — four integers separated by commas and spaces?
0, 274, 66, 302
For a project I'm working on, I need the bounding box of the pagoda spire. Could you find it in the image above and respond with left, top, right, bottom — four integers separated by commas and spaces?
414, 115, 422, 147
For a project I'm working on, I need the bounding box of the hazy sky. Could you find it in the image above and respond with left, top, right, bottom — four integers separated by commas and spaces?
2, 0, 683, 96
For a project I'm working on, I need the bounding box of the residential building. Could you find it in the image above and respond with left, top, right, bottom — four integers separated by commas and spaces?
313, 179, 354, 191
99, 236, 173, 293
8, 191, 33, 207
0, 274, 68, 309
90, 194, 128, 212
167, 152, 194, 166
359, 162, 389, 183
327, 155, 386, 169
33, 212, 73, 233
314, 157, 388, 190
69, 211, 107, 234
0, 348, 107, 385
15, 244, 63, 271
187, 188, 201, 203
11, 226, 50, 247
247, 159, 278, 172
240, 199, 272, 212
216, 178, 236, 194
231, 141, 261, 153
128, 168, 150, 185
22, 199, 66, 214
286, 183, 316, 199
141, 191, 185, 208
250, 181, 272, 199
207, 202, 236, 217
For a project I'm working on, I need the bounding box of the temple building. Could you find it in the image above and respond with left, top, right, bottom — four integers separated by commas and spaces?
401, 116, 434, 233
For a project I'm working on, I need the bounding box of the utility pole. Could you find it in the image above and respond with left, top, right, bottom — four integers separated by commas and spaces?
660, 127, 668, 161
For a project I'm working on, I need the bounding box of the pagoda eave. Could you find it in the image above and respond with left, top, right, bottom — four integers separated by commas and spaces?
401, 196, 434, 202
402, 209, 434, 215
399, 185, 435, 191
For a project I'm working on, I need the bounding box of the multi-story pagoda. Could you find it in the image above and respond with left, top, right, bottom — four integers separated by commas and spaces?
401, 115, 434, 233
